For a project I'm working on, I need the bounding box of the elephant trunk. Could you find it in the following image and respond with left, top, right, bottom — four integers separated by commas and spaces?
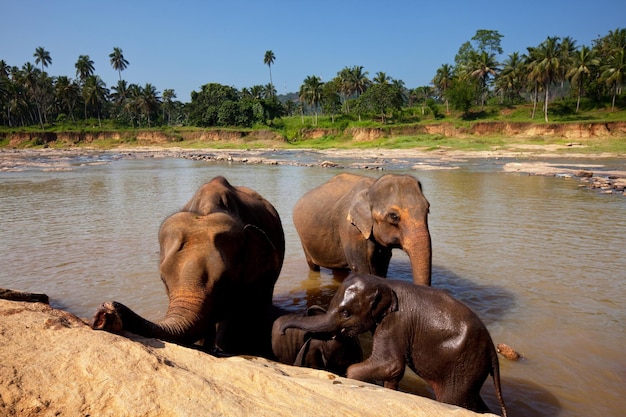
403, 222, 432, 286
93, 292, 210, 344
279, 311, 338, 335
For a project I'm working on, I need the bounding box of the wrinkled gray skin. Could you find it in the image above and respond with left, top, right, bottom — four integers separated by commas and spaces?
92, 176, 285, 357
279, 274, 507, 417
293, 173, 432, 285
271, 306, 363, 376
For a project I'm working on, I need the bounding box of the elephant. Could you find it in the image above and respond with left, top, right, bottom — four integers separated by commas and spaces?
271, 306, 363, 376
92, 176, 285, 357
279, 273, 508, 416
293, 173, 432, 286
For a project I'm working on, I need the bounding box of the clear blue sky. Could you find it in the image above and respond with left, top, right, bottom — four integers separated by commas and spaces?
2, 0, 624, 102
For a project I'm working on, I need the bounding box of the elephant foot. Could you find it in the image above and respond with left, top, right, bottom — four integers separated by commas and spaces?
92, 302, 123, 333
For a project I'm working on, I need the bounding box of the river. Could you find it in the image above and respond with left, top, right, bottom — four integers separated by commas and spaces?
1, 150, 624, 417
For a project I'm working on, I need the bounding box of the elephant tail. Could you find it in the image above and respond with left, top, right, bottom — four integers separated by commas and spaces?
490, 345, 508, 417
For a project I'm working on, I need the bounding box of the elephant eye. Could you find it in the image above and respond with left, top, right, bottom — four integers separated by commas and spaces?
386, 212, 400, 224
340, 309, 352, 319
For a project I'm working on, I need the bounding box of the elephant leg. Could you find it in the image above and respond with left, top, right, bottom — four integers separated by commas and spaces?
346, 336, 405, 388
434, 383, 490, 413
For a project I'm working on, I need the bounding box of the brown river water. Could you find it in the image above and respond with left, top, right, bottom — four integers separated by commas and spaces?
1, 150, 625, 416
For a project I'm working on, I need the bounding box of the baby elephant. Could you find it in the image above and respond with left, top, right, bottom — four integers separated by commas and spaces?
272, 306, 363, 376
279, 274, 508, 416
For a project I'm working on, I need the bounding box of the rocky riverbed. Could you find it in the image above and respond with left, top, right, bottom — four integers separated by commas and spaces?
2, 146, 625, 196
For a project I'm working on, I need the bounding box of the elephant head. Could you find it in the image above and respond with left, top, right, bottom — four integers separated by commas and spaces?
347, 174, 432, 285
279, 274, 399, 338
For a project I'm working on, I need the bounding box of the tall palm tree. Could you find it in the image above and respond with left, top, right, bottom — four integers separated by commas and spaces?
566, 46, 599, 112
109, 47, 129, 81
299, 75, 323, 125
162, 88, 176, 125
534, 36, 563, 122
135, 83, 161, 127
469, 50, 499, 109
75, 55, 95, 84
432, 64, 454, 113
263, 50, 275, 95
601, 48, 625, 111
33, 47, 52, 73
496, 52, 525, 104
55, 76, 80, 122
82, 75, 108, 124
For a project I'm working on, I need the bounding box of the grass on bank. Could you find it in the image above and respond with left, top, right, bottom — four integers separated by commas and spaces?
1, 101, 625, 154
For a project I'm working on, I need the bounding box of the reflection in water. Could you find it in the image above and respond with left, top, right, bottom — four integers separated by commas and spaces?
1, 156, 625, 417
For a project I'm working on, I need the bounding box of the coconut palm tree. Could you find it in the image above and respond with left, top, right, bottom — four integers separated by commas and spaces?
75, 55, 95, 84
533, 36, 563, 122
432, 64, 454, 113
496, 52, 525, 104
299, 75, 323, 125
33, 47, 52, 73
373, 71, 391, 85
82, 75, 108, 125
109, 47, 129, 81
601, 48, 625, 111
263, 50, 275, 95
469, 50, 499, 109
55, 76, 80, 122
566, 46, 599, 112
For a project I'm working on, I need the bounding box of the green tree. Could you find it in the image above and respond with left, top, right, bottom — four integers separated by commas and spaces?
33, 47, 52, 73
469, 50, 499, 109
359, 82, 404, 123
109, 47, 129, 81
535, 36, 564, 122
373, 71, 391, 84
601, 48, 625, 111
496, 52, 525, 103
447, 79, 475, 118
54, 76, 80, 122
472, 29, 504, 55
566, 46, 599, 112
82, 75, 108, 125
75, 55, 95, 84
162, 88, 176, 125
263, 50, 275, 96
432, 64, 454, 113
299, 75, 323, 125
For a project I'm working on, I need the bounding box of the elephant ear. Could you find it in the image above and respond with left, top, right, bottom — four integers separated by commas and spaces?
369, 284, 399, 324
243, 224, 281, 268
306, 305, 327, 316
346, 189, 373, 240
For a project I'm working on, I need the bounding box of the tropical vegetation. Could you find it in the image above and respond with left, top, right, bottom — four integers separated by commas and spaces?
1, 28, 624, 131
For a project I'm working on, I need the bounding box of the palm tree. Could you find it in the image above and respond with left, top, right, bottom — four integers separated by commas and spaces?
601, 49, 625, 111
109, 47, 129, 81
33, 47, 52, 73
162, 88, 176, 125
373, 71, 391, 84
566, 46, 599, 112
432, 64, 454, 113
496, 52, 525, 104
533, 36, 563, 122
299, 75, 323, 125
263, 50, 275, 96
75, 55, 95, 84
469, 50, 499, 109
55, 76, 80, 122
82, 75, 108, 124
136, 83, 161, 127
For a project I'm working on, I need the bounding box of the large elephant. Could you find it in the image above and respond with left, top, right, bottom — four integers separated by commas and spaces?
279, 274, 508, 416
271, 306, 363, 376
92, 176, 285, 357
293, 173, 432, 285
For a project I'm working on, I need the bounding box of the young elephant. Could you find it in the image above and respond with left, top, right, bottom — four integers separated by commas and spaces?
279, 274, 508, 416
271, 306, 363, 376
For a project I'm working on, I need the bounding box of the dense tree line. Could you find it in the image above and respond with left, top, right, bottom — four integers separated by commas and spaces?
1, 28, 624, 129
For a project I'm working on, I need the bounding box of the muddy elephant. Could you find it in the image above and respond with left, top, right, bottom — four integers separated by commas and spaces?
271, 306, 363, 376
92, 176, 285, 357
293, 173, 432, 285
279, 274, 507, 416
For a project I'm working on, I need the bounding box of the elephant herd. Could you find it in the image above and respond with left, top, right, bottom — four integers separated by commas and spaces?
92, 173, 508, 416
